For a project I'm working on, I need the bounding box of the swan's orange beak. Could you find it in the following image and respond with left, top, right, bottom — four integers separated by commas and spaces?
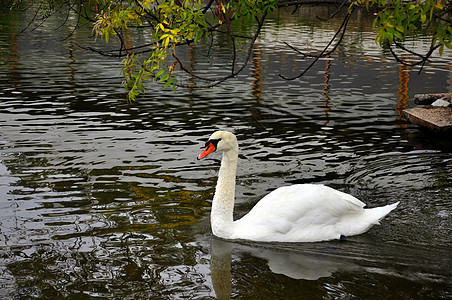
197, 142, 216, 160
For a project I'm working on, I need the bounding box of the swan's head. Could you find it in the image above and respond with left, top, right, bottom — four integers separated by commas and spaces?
197, 131, 237, 160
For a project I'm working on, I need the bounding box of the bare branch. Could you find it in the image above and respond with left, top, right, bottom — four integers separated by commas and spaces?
17, 1, 43, 35
202, 0, 216, 14
316, 0, 349, 21
279, 6, 354, 80
174, 9, 270, 88
387, 40, 441, 73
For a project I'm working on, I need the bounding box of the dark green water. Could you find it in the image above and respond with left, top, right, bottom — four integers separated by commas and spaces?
1, 5, 451, 299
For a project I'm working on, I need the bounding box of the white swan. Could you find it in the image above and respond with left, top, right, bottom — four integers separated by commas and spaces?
197, 131, 399, 242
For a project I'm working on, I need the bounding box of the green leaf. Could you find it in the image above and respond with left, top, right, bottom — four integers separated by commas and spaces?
445, 41, 452, 50
383, 31, 394, 43
395, 25, 405, 34
156, 69, 165, 78
421, 13, 426, 23
159, 74, 170, 82
163, 80, 172, 89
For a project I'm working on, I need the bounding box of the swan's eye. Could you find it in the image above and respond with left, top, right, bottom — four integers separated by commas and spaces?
205, 138, 221, 149
198, 138, 222, 160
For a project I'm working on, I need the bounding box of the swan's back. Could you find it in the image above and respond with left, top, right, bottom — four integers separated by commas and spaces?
232, 184, 398, 242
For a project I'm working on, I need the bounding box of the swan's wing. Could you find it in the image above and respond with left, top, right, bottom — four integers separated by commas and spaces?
241, 184, 365, 223
234, 184, 365, 241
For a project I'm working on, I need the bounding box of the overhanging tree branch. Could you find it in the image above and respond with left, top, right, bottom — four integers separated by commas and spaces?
387, 40, 441, 73
6, 0, 451, 100
172, 8, 270, 88
279, 5, 354, 80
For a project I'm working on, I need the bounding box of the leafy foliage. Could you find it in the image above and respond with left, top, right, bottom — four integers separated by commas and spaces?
91, 0, 205, 99
3, 0, 451, 100
354, 0, 452, 64
90, 0, 277, 100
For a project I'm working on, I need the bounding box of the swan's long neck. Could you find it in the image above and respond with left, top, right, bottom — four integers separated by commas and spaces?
211, 148, 238, 239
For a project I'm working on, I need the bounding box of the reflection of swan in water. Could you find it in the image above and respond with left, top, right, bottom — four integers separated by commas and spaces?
210, 238, 233, 300
253, 248, 349, 280
210, 238, 359, 298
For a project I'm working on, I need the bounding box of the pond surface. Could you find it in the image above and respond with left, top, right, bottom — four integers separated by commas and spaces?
1, 5, 451, 299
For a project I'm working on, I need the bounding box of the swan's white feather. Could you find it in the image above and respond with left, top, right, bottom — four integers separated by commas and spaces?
232, 184, 396, 242
200, 131, 399, 242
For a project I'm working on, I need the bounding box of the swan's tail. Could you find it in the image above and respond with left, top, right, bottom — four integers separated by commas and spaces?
366, 202, 400, 224
338, 202, 399, 237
